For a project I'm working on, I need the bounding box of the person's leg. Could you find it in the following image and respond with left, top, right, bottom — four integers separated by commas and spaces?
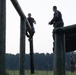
53, 29, 55, 52
30, 27, 35, 38
26, 31, 30, 38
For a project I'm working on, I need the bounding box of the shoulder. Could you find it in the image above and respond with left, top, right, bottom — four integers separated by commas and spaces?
31, 17, 34, 20
31, 17, 35, 22
58, 10, 62, 14
27, 17, 33, 20
57, 10, 62, 16
30, 17, 34, 20
56, 10, 61, 13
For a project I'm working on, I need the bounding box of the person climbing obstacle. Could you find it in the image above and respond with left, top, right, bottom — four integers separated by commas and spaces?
26, 13, 36, 40
48, 6, 64, 28
48, 6, 64, 52
26, 13, 36, 74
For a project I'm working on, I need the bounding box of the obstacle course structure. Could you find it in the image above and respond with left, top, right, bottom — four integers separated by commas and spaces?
0, 0, 34, 75
0, 0, 76, 75
53, 24, 76, 75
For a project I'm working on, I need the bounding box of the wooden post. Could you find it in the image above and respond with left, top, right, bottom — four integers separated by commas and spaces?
0, 0, 6, 75
54, 29, 65, 75
29, 37, 34, 74
19, 18, 26, 75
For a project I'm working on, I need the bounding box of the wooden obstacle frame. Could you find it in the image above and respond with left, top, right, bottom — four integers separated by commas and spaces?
53, 24, 76, 75
0, 0, 76, 75
11, 0, 35, 75
0, 0, 34, 75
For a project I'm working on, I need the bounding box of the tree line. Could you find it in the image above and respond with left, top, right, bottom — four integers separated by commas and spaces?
5, 52, 76, 71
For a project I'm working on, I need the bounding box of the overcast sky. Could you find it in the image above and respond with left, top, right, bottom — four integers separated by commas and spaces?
6, 0, 76, 54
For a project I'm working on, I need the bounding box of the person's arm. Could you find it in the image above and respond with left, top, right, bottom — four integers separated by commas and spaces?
33, 18, 36, 24
48, 13, 56, 25
48, 18, 54, 25
48, 11, 59, 25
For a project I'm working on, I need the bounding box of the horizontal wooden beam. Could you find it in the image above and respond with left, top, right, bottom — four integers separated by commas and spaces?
55, 24, 76, 34
10, 0, 31, 31
11, 0, 25, 18
54, 24, 76, 52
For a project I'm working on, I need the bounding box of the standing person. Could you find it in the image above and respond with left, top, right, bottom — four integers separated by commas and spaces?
70, 55, 75, 73
48, 6, 64, 52
26, 13, 36, 39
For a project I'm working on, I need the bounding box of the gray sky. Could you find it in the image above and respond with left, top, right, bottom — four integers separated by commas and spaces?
6, 0, 76, 54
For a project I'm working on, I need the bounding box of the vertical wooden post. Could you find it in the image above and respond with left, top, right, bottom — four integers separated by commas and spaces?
29, 37, 34, 74
19, 18, 26, 75
54, 29, 65, 75
0, 0, 6, 75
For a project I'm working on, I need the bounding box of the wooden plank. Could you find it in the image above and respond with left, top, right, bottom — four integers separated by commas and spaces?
11, 0, 25, 18
66, 33, 76, 52
55, 24, 76, 52
55, 24, 76, 34
11, 0, 31, 32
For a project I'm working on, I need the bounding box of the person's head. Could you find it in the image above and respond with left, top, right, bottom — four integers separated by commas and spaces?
53, 6, 57, 12
71, 55, 74, 59
28, 13, 31, 17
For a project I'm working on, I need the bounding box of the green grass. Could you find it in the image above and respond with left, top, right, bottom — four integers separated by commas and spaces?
6, 70, 76, 75
66, 71, 76, 75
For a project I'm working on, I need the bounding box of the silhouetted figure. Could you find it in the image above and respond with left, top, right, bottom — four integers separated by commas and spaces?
48, 6, 64, 28
26, 13, 36, 74
70, 56, 75, 73
26, 13, 36, 39
48, 6, 64, 52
